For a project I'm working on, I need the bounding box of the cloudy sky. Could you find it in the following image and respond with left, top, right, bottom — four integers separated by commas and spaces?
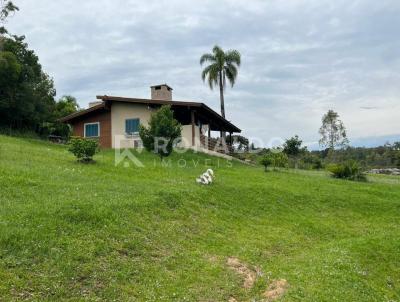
7, 0, 400, 148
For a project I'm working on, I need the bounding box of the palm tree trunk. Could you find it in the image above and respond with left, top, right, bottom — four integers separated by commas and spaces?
219, 72, 225, 118
218, 72, 226, 139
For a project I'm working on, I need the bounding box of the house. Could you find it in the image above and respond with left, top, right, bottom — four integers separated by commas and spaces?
60, 84, 241, 153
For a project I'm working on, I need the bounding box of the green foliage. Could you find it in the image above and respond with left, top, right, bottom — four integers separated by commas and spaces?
260, 150, 289, 171
139, 105, 182, 159
327, 160, 366, 181
44, 95, 80, 138
200, 45, 241, 89
68, 136, 99, 162
319, 110, 349, 150
260, 154, 272, 171
0, 35, 56, 130
299, 152, 323, 170
54, 95, 80, 118
200, 45, 241, 117
283, 135, 304, 157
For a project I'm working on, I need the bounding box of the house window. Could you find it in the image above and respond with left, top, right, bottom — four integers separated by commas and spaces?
125, 118, 140, 135
84, 122, 100, 137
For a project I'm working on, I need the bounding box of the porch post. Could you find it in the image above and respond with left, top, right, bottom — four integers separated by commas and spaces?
191, 110, 195, 146
208, 123, 211, 137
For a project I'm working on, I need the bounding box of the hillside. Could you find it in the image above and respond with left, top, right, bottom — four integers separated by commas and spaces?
0, 135, 399, 301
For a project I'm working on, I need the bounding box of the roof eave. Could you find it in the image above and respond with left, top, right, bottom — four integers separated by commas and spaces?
59, 103, 106, 123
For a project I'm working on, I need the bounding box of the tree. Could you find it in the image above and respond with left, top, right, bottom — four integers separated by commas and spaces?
260, 150, 288, 171
283, 135, 307, 169
200, 45, 241, 121
0, 35, 56, 130
0, 0, 18, 35
283, 135, 305, 157
54, 95, 80, 118
39, 95, 80, 138
139, 105, 182, 159
319, 110, 349, 150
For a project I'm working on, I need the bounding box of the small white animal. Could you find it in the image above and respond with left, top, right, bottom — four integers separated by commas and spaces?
196, 175, 209, 184
196, 169, 215, 185
202, 172, 213, 184
206, 169, 214, 178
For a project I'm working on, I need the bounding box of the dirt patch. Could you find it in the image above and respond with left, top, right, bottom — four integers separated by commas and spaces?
263, 279, 288, 301
228, 297, 238, 302
227, 257, 258, 289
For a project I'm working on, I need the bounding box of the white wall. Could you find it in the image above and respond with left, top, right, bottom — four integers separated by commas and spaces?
111, 102, 153, 148
111, 102, 199, 149
179, 125, 201, 148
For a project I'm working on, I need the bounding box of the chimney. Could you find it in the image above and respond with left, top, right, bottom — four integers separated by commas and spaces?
151, 84, 172, 101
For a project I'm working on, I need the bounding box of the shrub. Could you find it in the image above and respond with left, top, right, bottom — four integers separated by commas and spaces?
300, 153, 323, 170
68, 137, 99, 163
326, 160, 366, 181
260, 150, 288, 171
139, 105, 182, 159
260, 154, 272, 171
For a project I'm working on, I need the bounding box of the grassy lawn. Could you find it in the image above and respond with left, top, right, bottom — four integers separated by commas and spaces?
0, 134, 399, 301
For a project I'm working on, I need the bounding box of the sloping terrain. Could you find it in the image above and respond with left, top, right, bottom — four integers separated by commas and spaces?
0, 135, 399, 301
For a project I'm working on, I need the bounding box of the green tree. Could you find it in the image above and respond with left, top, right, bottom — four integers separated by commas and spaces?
200, 45, 241, 120
319, 110, 349, 150
0, 35, 56, 130
283, 135, 304, 157
260, 150, 288, 171
283, 135, 306, 169
54, 95, 80, 118
139, 105, 182, 159
39, 95, 80, 138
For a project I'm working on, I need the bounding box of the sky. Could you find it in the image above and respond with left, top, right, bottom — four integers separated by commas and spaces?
6, 0, 400, 148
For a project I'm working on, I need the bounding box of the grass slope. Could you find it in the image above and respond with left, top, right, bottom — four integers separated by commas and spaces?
0, 135, 399, 301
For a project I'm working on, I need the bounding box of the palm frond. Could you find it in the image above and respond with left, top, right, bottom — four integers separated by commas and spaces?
212, 45, 223, 55
212, 45, 225, 68
200, 53, 215, 65
225, 64, 238, 87
201, 63, 219, 90
225, 49, 241, 66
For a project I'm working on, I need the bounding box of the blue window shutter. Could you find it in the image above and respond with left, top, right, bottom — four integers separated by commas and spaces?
125, 118, 140, 134
85, 123, 99, 137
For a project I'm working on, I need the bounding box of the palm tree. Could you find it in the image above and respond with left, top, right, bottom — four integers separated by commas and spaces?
200, 45, 241, 119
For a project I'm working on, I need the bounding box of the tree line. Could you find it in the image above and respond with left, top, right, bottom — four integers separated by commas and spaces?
233, 110, 400, 170
0, 1, 79, 138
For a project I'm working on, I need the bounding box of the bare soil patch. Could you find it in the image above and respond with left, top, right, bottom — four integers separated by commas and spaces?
226, 257, 258, 289
263, 279, 288, 301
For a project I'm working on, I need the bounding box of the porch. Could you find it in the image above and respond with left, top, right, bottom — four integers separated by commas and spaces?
171, 104, 240, 154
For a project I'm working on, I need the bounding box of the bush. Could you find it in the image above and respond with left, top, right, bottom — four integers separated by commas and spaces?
260, 150, 288, 171
260, 154, 272, 171
68, 137, 99, 163
139, 105, 182, 159
326, 160, 366, 181
299, 153, 323, 170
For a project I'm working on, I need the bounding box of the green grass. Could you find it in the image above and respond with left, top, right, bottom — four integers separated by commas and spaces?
0, 134, 399, 301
